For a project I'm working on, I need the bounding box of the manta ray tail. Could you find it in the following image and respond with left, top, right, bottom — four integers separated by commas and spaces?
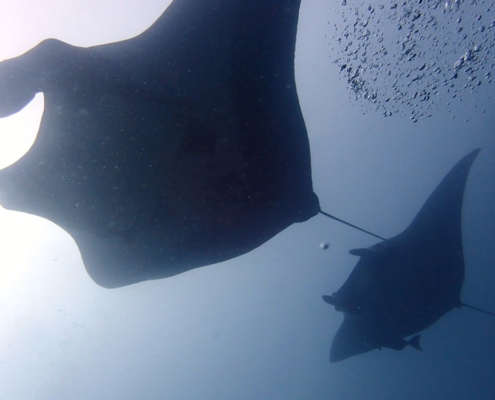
461, 302, 495, 317
319, 210, 394, 243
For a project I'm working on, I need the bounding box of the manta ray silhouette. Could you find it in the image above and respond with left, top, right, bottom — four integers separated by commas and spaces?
0, 0, 323, 287
323, 149, 494, 363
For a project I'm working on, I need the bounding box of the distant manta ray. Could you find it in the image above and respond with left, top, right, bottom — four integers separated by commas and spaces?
323, 149, 495, 363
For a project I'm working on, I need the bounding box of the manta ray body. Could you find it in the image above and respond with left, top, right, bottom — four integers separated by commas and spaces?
0, 0, 319, 287
323, 149, 480, 362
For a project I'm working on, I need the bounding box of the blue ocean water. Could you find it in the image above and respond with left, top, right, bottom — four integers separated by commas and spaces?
0, 1, 493, 399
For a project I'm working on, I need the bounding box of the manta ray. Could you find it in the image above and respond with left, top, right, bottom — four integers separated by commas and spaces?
322, 149, 494, 362
0, 0, 322, 287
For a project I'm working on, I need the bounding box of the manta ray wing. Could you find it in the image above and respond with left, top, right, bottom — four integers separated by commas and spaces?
0, 0, 319, 287
325, 149, 480, 362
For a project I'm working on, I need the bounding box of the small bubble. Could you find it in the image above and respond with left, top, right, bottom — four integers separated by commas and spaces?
320, 242, 330, 250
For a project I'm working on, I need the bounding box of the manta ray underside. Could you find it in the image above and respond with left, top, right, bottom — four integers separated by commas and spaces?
0, 0, 319, 287
323, 149, 480, 362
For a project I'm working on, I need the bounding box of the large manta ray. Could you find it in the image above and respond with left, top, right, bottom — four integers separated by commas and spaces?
323, 149, 481, 362
0, 0, 320, 287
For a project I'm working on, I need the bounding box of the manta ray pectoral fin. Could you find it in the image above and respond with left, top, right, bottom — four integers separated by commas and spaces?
322, 295, 344, 311
408, 334, 422, 351
385, 334, 421, 351
349, 248, 371, 257
0, 56, 37, 117
322, 294, 360, 313
0, 0, 321, 287
0, 39, 68, 118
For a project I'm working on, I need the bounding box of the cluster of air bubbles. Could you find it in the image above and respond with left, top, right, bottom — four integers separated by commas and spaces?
330, 0, 494, 122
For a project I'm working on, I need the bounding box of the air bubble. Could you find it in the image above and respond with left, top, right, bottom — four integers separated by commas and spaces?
331, 0, 492, 121
454, 58, 464, 70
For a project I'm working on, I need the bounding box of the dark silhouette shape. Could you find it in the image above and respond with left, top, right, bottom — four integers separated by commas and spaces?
323, 149, 482, 362
0, 0, 320, 287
